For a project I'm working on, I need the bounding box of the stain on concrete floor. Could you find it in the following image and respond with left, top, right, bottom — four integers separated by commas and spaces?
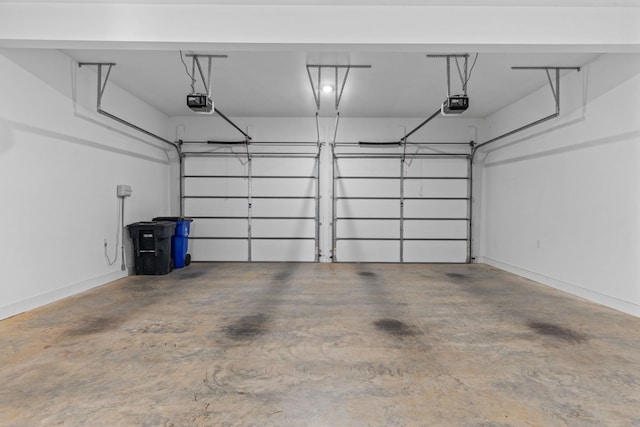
224, 313, 270, 340
1, 263, 640, 426
527, 321, 588, 344
373, 318, 418, 337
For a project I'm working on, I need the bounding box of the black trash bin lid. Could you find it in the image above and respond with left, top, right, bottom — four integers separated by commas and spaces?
152, 217, 193, 222
127, 221, 176, 231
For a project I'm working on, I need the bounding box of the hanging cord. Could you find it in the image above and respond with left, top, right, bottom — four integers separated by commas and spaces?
120, 197, 126, 271
207, 57, 213, 98
446, 57, 451, 99
455, 53, 479, 94
467, 53, 479, 85
104, 197, 122, 266
454, 57, 465, 93
179, 50, 196, 94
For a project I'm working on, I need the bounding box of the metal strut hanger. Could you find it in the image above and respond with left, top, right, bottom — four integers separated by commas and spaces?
426, 54, 473, 101
78, 62, 180, 154
184, 53, 226, 101
471, 65, 581, 158
306, 64, 372, 144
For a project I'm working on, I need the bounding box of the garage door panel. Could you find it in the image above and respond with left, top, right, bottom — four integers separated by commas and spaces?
252, 240, 316, 262
252, 219, 315, 238
252, 158, 316, 176
404, 158, 468, 178
403, 241, 467, 263
252, 199, 315, 218
404, 199, 468, 218
252, 178, 316, 197
184, 178, 248, 196
184, 198, 247, 217
336, 158, 398, 176
336, 179, 399, 198
337, 240, 400, 262
191, 218, 247, 238
403, 220, 468, 239
337, 199, 399, 218
191, 239, 248, 262
338, 219, 399, 239
403, 179, 468, 198
185, 157, 246, 175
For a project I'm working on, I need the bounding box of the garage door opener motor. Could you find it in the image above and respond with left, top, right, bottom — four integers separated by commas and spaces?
427, 53, 477, 116
180, 52, 228, 114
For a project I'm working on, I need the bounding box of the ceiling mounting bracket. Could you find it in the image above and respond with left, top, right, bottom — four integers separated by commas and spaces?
78, 62, 116, 110
179, 52, 252, 141
183, 53, 228, 97
78, 61, 180, 154
472, 65, 581, 158
427, 54, 470, 98
427, 53, 476, 116
399, 53, 476, 151
510, 66, 581, 108
305, 64, 372, 111
305, 64, 371, 144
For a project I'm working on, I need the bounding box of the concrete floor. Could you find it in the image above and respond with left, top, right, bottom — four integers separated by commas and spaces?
1, 263, 640, 426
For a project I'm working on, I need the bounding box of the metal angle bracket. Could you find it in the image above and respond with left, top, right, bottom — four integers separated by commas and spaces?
427, 54, 470, 98
471, 65, 581, 156
511, 66, 581, 108
78, 61, 179, 153
183, 53, 228, 98
78, 62, 116, 109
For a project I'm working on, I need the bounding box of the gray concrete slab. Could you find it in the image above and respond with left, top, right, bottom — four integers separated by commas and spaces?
1, 263, 639, 426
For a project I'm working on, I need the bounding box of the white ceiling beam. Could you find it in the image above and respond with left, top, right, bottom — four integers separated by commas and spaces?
0, 4, 639, 52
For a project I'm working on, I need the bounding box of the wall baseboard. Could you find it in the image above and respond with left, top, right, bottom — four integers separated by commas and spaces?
478, 256, 640, 318
0, 270, 126, 321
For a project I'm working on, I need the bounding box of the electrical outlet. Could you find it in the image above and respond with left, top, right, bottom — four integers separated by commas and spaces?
117, 184, 132, 198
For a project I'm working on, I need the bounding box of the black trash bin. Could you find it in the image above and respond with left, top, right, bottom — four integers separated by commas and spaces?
127, 221, 176, 275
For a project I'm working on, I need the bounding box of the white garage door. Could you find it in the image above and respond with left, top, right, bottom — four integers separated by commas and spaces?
332, 147, 471, 263
183, 150, 320, 262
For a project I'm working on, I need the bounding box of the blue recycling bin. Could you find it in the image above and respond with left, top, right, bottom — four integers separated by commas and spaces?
152, 217, 193, 268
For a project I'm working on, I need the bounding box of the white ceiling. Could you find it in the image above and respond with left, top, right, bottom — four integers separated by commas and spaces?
12, 0, 640, 5
65, 49, 598, 119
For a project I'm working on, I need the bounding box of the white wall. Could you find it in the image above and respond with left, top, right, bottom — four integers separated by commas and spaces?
0, 48, 176, 320
476, 53, 640, 316
169, 115, 481, 262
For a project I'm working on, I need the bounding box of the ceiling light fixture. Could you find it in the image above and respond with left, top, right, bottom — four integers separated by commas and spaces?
322, 85, 334, 94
